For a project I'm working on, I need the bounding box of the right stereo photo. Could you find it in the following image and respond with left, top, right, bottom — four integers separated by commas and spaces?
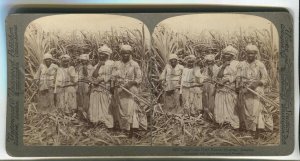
150, 13, 280, 146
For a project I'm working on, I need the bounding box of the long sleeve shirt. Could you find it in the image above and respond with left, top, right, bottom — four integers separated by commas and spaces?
77, 64, 94, 81
237, 60, 269, 86
55, 66, 77, 89
113, 59, 142, 85
34, 63, 58, 91
181, 66, 206, 88
219, 60, 240, 84
91, 60, 114, 92
160, 64, 184, 91
202, 64, 220, 81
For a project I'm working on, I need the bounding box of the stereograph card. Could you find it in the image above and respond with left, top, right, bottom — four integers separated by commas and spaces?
5, 8, 294, 157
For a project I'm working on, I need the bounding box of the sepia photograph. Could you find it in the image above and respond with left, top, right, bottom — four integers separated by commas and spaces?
4, 8, 295, 156
23, 14, 152, 146
150, 14, 280, 146
23, 13, 281, 147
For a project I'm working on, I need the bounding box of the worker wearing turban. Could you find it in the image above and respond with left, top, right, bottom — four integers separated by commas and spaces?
89, 45, 115, 128
55, 54, 78, 113
112, 44, 147, 137
202, 54, 220, 119
214, 45, 240, 129
77, 53, 94, 118
237, 44, 273, 138
159, 53, 184, 114
34, 52, 58, 114
180, 55, 206, 116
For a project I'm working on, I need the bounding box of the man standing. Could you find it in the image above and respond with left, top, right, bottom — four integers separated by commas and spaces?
202, 54, 220, 119
180, 54, 206, 116
159, 54, 184, 114
237, 44, 273, 138
54, 54, 78, 114
77, 54, 94, 118
113, 44, 147, 136
34, 53, 58, 114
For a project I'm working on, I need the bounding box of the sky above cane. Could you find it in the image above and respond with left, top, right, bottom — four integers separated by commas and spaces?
29, 14, 151, 47
155, 13, 279, 48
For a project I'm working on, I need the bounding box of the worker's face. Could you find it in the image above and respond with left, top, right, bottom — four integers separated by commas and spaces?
80, 49, 85, 54
61, 59, 69, 67
169, 59, 178, 68
216, 60, 222, 67
121, 50, 131, 63
44, 59, 52, 67
91, 58, 98, 66
246, 51, 257, 63
81, 60, 88, 65
186, 59, 195, 68
99, 53, 109, 62
177, 52, 184, 59
206, 60, 214, 66
223, 53, 234, 61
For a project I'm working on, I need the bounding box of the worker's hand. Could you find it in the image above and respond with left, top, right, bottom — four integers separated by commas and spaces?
123, 81, 137, 89
223, 61, 231, 67
220, 78, 229, 85
239, 87, 248, 94
249, 80, 262, 90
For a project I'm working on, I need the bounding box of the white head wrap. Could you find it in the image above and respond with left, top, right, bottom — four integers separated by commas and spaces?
43, 53, 53, 60
79, 54, 89, 60
168, 54, 178, 61
184, 54, 196, 62
245, 44, 259, 54
222, 45, 238, 57
60, 54, 71, 60
120, 44, 133, 52
204, 54, 215, 61
98, 45, 112, 55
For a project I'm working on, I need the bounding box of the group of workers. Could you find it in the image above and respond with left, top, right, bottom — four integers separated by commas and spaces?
34, 44, 146, 137
159, 44, 274, 138
34, 42, 274, 139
